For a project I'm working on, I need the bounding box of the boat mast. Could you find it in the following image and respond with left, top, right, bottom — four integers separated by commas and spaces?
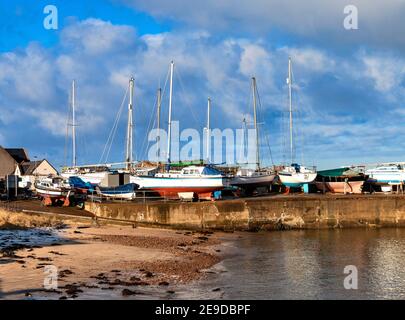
288, 57, 294, 164
157, 88, 162, 162
206, 97, 211, 164
71, 80, 77, 168
241, 117, 248, 163
252, 77, 260, 169
126, 77, 134, 170
167, 61, 174, 171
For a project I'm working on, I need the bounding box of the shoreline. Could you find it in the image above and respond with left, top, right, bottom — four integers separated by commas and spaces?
3, 208, 405, 300
0, 210, 235, 300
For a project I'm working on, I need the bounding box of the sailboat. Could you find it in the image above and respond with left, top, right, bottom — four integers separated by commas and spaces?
61, 80, 130, 185
278, 57, 317, 188
61, 80, 111, 184
230, 77, 275, 191
131, 61, 227, 200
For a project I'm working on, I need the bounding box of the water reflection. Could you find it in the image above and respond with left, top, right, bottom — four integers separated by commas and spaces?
2, 228, 405, 300
366, 229, 405, 299
184, 228, 405, 300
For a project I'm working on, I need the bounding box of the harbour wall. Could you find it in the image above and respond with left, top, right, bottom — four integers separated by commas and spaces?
85, 194, 405, 231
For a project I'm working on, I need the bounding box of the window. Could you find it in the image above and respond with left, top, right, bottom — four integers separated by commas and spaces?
202, 167, 222, 176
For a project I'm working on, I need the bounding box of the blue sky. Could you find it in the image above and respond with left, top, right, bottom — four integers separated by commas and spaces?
0, 0, 404, 170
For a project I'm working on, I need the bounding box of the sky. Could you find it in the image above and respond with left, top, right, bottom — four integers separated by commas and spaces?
0, 0, 405, 170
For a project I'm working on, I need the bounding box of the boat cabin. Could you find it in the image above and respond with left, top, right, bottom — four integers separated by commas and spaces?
181, 166, 222, 176
156, 166, 223, 178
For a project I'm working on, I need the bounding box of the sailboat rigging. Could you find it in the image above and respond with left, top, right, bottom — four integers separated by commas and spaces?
61, 79, 137, 184
278, 57, 317, 188
230, 77, 276, 192
131, 61, 227, 200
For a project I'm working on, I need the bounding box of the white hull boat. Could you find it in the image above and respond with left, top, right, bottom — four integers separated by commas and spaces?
129, 63, 225, 200
230, 169, 276, 188
279, 58, 317, 188
279, 165, 317, 188
366, 165, 405, 185
34, 177, 74, 198
131, 166, 226, 199
230, 78, 276, 190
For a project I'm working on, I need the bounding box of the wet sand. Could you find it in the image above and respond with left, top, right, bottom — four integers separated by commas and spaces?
0, 219, 230, 300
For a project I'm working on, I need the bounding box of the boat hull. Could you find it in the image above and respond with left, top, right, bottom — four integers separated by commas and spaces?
366, 176, 405, 185
131, 176, 226, 199
97, 183, 138, 200
150, 187, 223, 199
35, 187, 73, 198
279, 172, 317, 188
230, 174, 276, 188
366, 167, 405, 185
98, 192, 136, 200
315, 181, 363, 194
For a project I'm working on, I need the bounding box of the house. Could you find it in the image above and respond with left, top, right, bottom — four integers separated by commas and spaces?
0, 146, 25, 179
0, 146, 59, 189
15, 159, 59, 189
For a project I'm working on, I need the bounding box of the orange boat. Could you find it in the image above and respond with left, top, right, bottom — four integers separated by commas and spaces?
316, 167, 366, 194
315, 181, 363, 194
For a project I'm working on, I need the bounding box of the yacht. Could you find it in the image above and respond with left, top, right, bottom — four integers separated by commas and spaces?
230, 78, 275, 190
130, 62, 226, 200
278, 57, 317, 188
131, 165, 226, 199
366, 165, 405, 184
279, 164, 317, 188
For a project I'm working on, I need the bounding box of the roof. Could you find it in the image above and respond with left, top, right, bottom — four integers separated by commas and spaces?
5, 148, 30, 164
19, 159, 59, 176
19, 161, 43, 175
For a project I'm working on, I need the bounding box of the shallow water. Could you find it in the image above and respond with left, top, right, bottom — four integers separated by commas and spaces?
0, 228, 65, 254
179, 228, 405, 300
2, 228, 405, 300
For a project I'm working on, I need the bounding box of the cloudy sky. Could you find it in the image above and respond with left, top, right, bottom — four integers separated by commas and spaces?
0, 0, 404, 169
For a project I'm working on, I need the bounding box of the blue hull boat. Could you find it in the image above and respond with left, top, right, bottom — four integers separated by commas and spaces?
97, 183, 139, 200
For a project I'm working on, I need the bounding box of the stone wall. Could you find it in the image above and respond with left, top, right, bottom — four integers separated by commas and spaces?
85, 194, 405, 231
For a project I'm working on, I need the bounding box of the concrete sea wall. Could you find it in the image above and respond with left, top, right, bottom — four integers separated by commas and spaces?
85, 194, 405, 231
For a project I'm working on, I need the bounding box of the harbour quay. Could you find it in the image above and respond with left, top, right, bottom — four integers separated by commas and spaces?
85, 193, 405, 231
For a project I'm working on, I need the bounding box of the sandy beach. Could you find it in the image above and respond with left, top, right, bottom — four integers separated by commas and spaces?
0, 210, 231, 300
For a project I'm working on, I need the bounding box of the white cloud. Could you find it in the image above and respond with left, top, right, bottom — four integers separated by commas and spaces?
0, 43, 55, 103
30, 110, 69, 137
1, 17, 405, 167
61, 18, 136, 55
239, 43, 271, 76
279, 47, 335, 73
361, 54, 405, 92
